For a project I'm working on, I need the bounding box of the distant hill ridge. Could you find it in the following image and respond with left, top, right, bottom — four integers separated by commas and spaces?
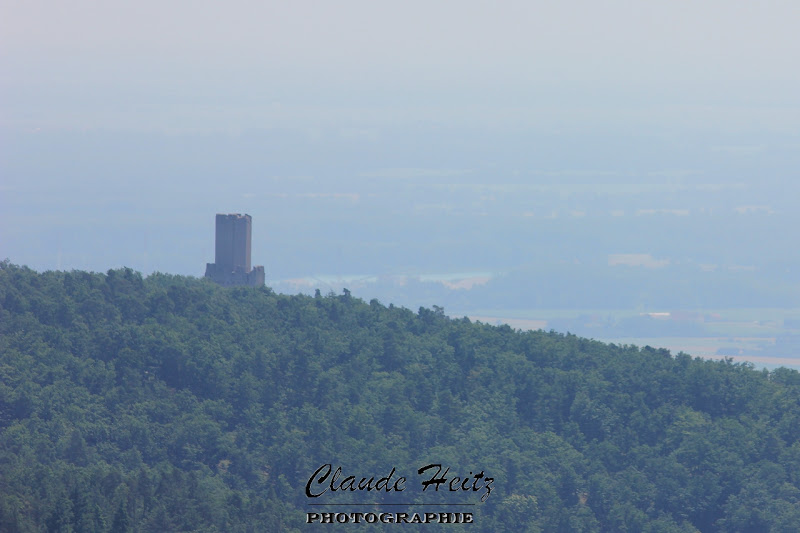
2, 261, 800, 532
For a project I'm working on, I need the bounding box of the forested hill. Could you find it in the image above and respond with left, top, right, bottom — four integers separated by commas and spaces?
2, 263, 800, 532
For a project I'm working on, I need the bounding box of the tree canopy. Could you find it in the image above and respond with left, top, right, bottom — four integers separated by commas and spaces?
2, 261, 800, 532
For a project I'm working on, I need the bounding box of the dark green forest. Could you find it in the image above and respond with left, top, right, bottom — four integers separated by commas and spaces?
2, 261, 800, 532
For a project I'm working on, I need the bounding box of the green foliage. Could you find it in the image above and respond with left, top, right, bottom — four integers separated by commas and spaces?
2, 261, 800, 531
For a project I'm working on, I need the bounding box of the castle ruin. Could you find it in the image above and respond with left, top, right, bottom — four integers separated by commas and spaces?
205, 214, 265, 287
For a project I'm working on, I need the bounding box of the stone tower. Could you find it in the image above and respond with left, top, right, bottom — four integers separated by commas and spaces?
205, 214, 265, 287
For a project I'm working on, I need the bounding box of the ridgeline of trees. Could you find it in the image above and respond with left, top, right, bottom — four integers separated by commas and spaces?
2, 261, 800, 532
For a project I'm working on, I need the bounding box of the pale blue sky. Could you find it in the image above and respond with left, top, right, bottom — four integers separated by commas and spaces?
3, 1, 799, 133
1, 1, 799, 283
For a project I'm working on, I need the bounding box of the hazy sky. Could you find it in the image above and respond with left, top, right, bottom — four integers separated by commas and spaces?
2, 1, 799, 277
3, 1, 800, 132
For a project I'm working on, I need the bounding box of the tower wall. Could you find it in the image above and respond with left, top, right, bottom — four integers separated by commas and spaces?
215, 214, 251, 271
206, 213, 263, 287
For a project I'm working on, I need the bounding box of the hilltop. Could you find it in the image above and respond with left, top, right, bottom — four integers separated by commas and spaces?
2, 262, 800, 532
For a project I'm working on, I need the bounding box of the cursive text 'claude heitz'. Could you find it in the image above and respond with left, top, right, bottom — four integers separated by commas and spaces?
305, 464, 493, 501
